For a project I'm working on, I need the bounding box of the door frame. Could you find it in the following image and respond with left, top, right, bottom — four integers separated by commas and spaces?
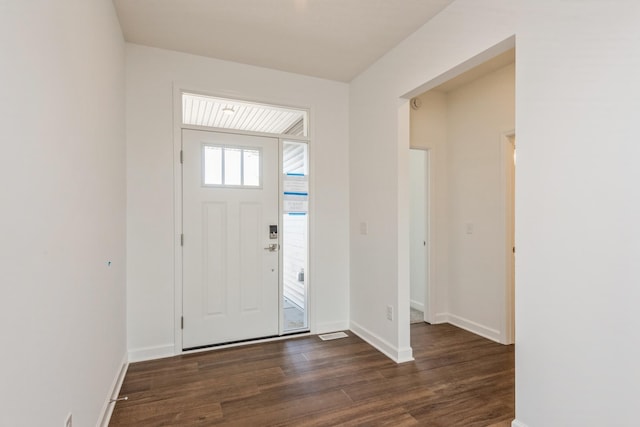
172, 86, 312, 355
501, 130, 516, 345
408, 148, 432, 323
181, 129, 281, 349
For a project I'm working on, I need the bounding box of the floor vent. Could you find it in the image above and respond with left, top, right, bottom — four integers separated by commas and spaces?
318, 332, 348, 341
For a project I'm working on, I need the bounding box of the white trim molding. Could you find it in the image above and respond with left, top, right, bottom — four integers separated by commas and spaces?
97, 353, 128, 427
350, 321, 414, 364
433, 313, 449, 324
128, 344, 176, 363
438, 313, 503, 344
410, 299, 425, 311
512, 419, 528, 427
500, 129, 516, 346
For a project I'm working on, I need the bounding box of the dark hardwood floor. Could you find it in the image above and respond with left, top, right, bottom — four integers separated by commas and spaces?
109, 323, 514, 426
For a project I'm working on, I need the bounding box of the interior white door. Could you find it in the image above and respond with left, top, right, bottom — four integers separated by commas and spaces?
182, 129, 279, 349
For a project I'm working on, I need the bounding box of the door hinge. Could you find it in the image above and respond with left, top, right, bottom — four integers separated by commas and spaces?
181, 316, 184, 330
180, 150, 183, 164
181, 234, 184, 246
513, 246, 516, 254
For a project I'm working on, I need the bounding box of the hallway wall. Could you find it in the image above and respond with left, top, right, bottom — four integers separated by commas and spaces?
445, 63, 514, 341
410, 63, 515, 343
349, 0, 515, 362
515, 2, 640, 425
0, 1, 127, 425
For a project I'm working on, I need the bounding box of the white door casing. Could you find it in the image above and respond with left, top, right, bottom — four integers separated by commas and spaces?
182, 129, 279, 349
505, 133, 516, 344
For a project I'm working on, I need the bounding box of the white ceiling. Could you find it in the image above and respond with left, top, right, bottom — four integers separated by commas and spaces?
112, 0, 456, 82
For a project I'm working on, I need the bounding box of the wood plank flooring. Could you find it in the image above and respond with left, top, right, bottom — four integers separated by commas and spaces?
109, 323, 514, 426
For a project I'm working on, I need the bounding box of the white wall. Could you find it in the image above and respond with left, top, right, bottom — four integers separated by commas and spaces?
515, 2, 640, 426
349, 0, 515, 362
409, 64, 515, 343
126, 44, 350, 360
352, 0, 640, 424
0, 1, 127, 426
448, 64, 514, 340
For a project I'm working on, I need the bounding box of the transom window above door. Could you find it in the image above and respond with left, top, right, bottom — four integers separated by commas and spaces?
183, 93, 308, 137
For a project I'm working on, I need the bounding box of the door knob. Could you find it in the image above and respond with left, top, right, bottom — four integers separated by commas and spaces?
264, 243, 279, 252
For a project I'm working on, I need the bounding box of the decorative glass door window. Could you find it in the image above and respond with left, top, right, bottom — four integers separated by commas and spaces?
203, 145, 261, 187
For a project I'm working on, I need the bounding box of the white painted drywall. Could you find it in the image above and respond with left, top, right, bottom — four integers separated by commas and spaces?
447, 63, 515, 341
409, 63, 515, 342
409, 150, 427, 312
0, 1, 127, 426
352, 0, 640, 423
515, 2, 640, 426
350, 0, 515, 361
126, 44, 350, 359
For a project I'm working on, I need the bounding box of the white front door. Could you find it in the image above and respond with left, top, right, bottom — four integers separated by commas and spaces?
182, 129, 280, 349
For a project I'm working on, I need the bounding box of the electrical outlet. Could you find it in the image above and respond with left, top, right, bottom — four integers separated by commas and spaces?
65, 413, 72, 427
386, 305, 393, 321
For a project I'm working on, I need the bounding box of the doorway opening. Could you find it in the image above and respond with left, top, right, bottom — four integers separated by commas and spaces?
178, 92, 311, 350
406, 46, 515, 345
409, 148, 430, 324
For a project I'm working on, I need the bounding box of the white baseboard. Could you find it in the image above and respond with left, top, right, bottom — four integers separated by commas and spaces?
512, 419, 528, 427
128, 344, 175, 363
410, 299, 425, 311
97, 352, 128, 427
349, 321, 414, 364
315, 320, 349, 335
128, 325, 351, 363
435, 313, 502, 343
433, 313, 449, 324
396, 346, 414, 363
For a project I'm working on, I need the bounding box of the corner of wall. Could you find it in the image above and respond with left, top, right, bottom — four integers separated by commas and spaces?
349, 321, 414, 363
437, 313, 503, 344
128, 344, 176, 363
97, 352, 129, 427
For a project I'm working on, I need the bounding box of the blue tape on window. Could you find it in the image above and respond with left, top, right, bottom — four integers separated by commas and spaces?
286, 173, 305, 177
284, 192, 308, 196
288, 212, 307, 216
